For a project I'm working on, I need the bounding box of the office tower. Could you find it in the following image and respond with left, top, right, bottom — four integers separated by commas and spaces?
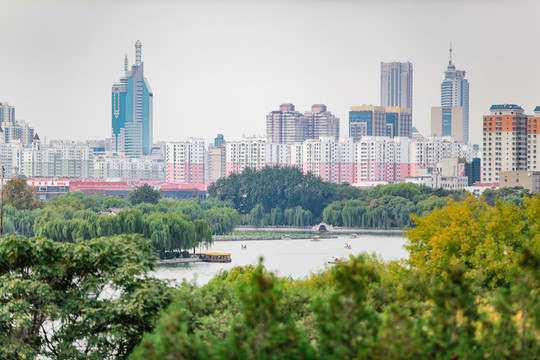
166, 138, 205, 184
385, 107, 412, 138
380, 62, 413, 110
440, 46, 470, 143
349, 105, 411, 140
431, 107, 464, 142
111, 41, 153, 157
0, 102, 15, 124
304, 104, 340, 140
528, 107, 540, 171
266, 104, 306, 144
482, 104, 528, 183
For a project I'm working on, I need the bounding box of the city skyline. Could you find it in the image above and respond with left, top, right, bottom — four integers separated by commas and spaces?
1, 0, 540, 146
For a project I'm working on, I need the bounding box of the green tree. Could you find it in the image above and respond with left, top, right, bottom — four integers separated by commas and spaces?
3, 177, 41, 210
0, 234, 172, 359
128, 184, 162, 205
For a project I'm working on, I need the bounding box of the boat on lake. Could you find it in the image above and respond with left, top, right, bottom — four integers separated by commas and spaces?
199, 253, 232, 263
350, 234, 357, 238
281, 235, 290, 240
311, 237, 320, 242
328, 257, 343, 264
345, 243, 352, 249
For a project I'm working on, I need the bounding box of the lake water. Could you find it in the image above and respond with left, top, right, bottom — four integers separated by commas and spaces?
153, 233, 408, 285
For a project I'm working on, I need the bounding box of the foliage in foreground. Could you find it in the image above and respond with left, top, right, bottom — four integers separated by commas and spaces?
130, 195, 540, 359
0, 234, 173, 360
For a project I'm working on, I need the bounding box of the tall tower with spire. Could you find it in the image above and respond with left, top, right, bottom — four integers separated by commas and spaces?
111, 41, 153, 157
440, 45, 469, 143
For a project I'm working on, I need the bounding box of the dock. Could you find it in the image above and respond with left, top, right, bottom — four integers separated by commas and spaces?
156, 258, 203, 265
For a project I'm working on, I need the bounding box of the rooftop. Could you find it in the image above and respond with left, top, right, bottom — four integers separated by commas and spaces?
489, 104, 523, 111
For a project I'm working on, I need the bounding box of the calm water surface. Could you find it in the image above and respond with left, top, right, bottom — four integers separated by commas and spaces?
153, 233, 408, 285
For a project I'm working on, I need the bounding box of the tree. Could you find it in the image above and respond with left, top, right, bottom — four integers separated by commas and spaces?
0, 234, 172, 359
406, 195, 540, 288
128, 184, 162, 205
3, 177, 41, 210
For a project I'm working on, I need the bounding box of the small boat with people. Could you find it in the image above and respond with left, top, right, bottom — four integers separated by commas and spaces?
241, 244, 247, 249
281, 235, 290, 240
311, 237, 320, 242
345, 243, 352, 249
199, 253, 232, 263
350, 234, 357, 238
328, 256, 343, 264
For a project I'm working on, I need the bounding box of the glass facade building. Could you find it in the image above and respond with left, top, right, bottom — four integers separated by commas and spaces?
111, 41, 153, 157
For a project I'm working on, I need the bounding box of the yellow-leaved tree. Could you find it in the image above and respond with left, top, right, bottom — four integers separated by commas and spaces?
406, 195, 540, 288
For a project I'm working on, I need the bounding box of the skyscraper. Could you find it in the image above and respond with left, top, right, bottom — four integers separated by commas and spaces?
440, 46, 470, 143
111, 41, 153, 157
380, 62, 413, 110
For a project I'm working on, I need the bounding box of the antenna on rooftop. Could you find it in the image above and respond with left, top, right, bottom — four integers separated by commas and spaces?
449, 42, 453, 65
124, 55, 129, 71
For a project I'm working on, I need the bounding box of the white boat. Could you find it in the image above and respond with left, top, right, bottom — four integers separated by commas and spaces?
350, 234, 357, 238
311, 237, 320, 242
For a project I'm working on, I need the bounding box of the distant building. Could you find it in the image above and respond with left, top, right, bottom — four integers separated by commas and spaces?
431, 107, 464, 142
22, 139, 94, 178
499, 171, 540, 194
482, 104, 528, 183
214, 134, 225, 147
349, 105, 411, 140
111, 41, 153, 157
165, 138, 205, 184
303, 104, 340, 140
440, 46, 470, 143
207, 145, 226, 182
528, 107, 540, 171
0, 102, 15, 124
266, 104, 340, 144
380, 62, 413, 110
266, 104, 306, 144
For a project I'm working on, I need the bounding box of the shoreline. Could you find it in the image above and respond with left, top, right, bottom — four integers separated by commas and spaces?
214, 229, 405, 241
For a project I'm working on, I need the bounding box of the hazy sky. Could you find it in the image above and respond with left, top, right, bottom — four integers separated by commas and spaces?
1, 0, 539, 146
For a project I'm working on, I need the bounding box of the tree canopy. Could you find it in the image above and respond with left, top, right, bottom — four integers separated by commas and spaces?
0, 234, 172, 359
3, 177, 41, 210
128, 184, 162, 205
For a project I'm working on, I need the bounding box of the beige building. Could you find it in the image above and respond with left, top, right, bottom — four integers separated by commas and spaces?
431, 107, 464, 142
207, 145, 226, 181
499, 171, 540, 194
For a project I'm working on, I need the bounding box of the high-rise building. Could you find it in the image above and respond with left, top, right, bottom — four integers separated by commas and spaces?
111, 41, 153, 157
380, 62, 413, 110
0, 102, 15, 124
482, 104, 528, 183
266, 104, 340, 144
166, 138, 205, 184
349, 105, 411, 141
266, 104, 305, 144
527, 107, 540, 171
304, 104, 340, 140
439, 46, 470, 143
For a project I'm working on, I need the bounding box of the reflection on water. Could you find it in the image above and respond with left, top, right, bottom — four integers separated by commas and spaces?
153, 233, 408, 285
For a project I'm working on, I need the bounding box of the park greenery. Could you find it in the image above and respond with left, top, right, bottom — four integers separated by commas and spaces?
210, 165, 531, 229
130, 195, 540, 359
0, 172, 538, 358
